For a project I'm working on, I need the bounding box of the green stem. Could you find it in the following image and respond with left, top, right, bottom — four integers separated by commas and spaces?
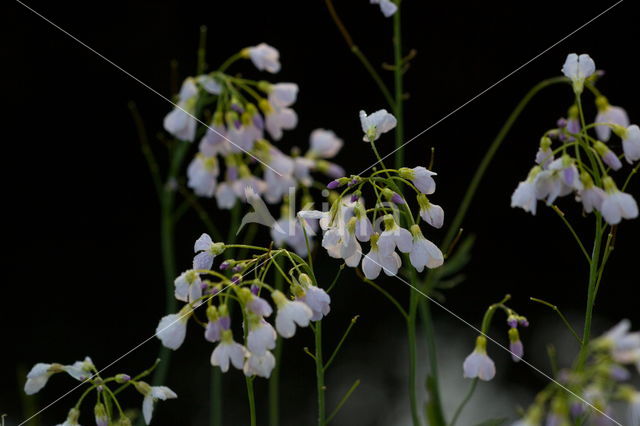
269, 258, 285, 426
245, 377, 257, 426
449, 379, 478, 426
419, 297, 446, 426
393, 1, 404, 170
530, 297, 582, 344
315, 321, 326, 426
407, 290, 421, 426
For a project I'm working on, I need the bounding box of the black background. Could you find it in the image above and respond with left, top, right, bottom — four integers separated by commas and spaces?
5, 0, 640, 425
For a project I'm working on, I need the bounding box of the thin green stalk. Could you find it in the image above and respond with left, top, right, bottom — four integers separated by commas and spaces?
315, 322, 326, 426
245, 377, 257, 426
269, 258, 285, 426
324, 316, 359, 370
393, 0, 404, 170
530, 297, 582, 344
419, 297, 446, 426
449, 379, 478, 426
551, 205, 591, 263
326, 379, 361, 424
407, 290, 421, 426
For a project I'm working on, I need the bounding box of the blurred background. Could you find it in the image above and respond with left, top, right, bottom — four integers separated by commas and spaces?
5, 0, 640, 424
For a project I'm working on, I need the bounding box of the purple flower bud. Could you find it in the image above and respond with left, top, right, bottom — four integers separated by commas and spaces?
602, 151, 622, 171
507, 317, 518, 328
391, 193, 405, 204
232, 264, 243, 273
210, 287, 220, 296
509, 340, 524, 362
115, 374, 131, 384
234, 119, 242, 129
253, 114, 264, 130
231, 103, 244, 114
557, 117, 568, 129
227, 166, 238, 181
251, 284, 259, 295
350, 193, 359, 202
327, 164, 346, 179
97, 385, 104, 392
231, 275, 242, 284
327, 179, 341, 189
219, 315, 231, 330
563, 167, 576, 186
570, 402, 585, 419
518, 318, 529, 327
219, 261, 231, 270
348, 178, 359, 187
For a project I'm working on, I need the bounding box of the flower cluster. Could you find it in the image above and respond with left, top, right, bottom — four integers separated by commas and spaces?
24, 358, 175, 425
155, 233, 331, 379
298, 109, 444, 279
511, 53, 639, 225
162, 43, 344, 215
514, 320, 640, 425
462, 297, 528, 382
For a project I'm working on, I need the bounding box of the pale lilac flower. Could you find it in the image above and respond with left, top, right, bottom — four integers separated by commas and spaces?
247, 320, 277, 356
399, 166, 436, 194
535, 137, 554, 167
225, 119, 261, 153
600, 178, 639, 225
163, 77, 198, 141
417, 195, 444, 228
156, 305, 192, 350
293, 157, 315, 186
370, 0, 398, 17
64, 357, 95, 382
577, 177, 605, 214
193, 233, 225, 271
360, 109, 397, 142
377, 215, 413, 255
511, 167, 540, 215
508, 328, 524, 362
243, 351, 276, 378
216, 182, 237, 209
199, 122, 229, 157
174, 270, 203, 304
619, 124, 640, 164
408, 225, 443, 272
94, 403, 108, 426
246, 294, 273, 318
362, 234, 402, 279
595, 319, 640, 365
561, 53, 596, 94
187, 154, 219, 197
463, 336, 496, 381
57, 408, 81, 426
594, 141, 622, 171
308, 129, 343, 159
196, 74, 223, 95
134, 381, 177, 425
272, 290, 313, 338
25, 363, 64, 395
595, 97, 629, 141
266, 106, 298, 141
204, 314, 230, 343
354, 206, 373, 242
299, 285, 331, 321
245, 43, 281, 73
271, 216, 316, 256
268, 83, 298, 108
211, 330, 247, 372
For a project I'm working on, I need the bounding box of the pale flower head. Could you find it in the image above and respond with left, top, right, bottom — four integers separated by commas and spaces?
511, 167, 540, 215
298, 285, 331, 321
561, 53, 596, 94
370, 0, 398, 17
174, 270, 203, 305
25, 362, 64, 395
399, 166, 436, 194
163, 77, 198, 142
600, 177, 639, 225
595, 97, 629, 142
377, 215, 413, 255
308, 129, 343, 159
134, 381, 177, 425
463, 336, 496, 381
244, 43, 281, 73
408, 225, 444, 272
64, 356, 95, 382
247, 319, 277, 356
210, 330, 247, 372
417, 195, 444, 228
272, 290, 313, 338
618, 124, 640, 164
361, 234, 402, 279
57, 408, 82, 426
268, 83, 298, 108
243, 351, 276, 378
193, 233, 225, 271
156, 305, 193, 350
360, 109, 397, 142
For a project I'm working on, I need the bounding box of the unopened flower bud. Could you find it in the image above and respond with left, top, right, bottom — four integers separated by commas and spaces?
114, 374, 131, 384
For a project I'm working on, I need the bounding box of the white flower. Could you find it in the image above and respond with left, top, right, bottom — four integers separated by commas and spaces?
199, 123, 230, 156
578, 185, 605, 214
25, 363, 63, 395
377, 215, 413, 255
265, 106, 298, 140
400, 166, 436, 194
174, 270, 203, 304
308, 129, 343, 159
362, 234, 402, 279
360, 109, 397, 142
134, 381, 177, 425
534, 156, 582, 205
370, 0, 398, 17
463, 336, 496, 381
156, 305, 192, 350
417, 195, 444, 228
595, 98, 629, 141
561, 53, 595, 94
299, 285, 331, 321
271, 217, 316, 256
243, 351, 276, 378
57, 408, 82, 426
511, 179, 538, 215
272, 290, 313, 338
595, 319, 640, 365
600, 178, 639, 225
163, 77, 198, 141
187, 154, 219, 197
245, 43, 281, 73
196, 74, 222, 95
620, 124, 640, 164
193, 233, 225, 270
408, 225, 443, 272
535, 137, 554, 168
211, 330, 247, 372
246, 294, 273, 317
268, 83, 298, 108
354, 206, 373, 242
64, 356, 95, 382
247, 320, 277, 356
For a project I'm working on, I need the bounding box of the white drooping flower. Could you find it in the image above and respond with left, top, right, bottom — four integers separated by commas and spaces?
247, 319, 277, 356
377, 215, 413, 256
296, 274, 331, 321
561, 53, 596, 94
243, 351, 276, 378
134, 381, 177, 425
399, 166, 437, 194
511, 166, 541, 215
370, 0, 398, 17
354, 202, 373, 242
594, 141, 622, 171
193, 233, 225, 271
360, 109, 397, 142
264, 105, 298, 141
463, 336, 496, 381
271, 216, 317, 256
174, 270, 203, 304
577, 174, 606, 214
595, 97, 629, 142
600, 177, 639, 225
244, 43, 281, 73
163, 77, 199, 142
617, 124, 640, 164
361, 233, 402, 279
308, 129, 343, 159
25, 363, 64, 395
210, 330, 247, 372
267, 83, 298, 108
535, 137, 554, 168
272, 290, 313, 338
594, 319, 640, 366
408, 225, 444, 272
187, 154, 219, 198
57, 408, 82, 426
417, 194, 444, 228
64, 356, 95, 382
534, 156, 582, 205
156, 305, 193, 350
